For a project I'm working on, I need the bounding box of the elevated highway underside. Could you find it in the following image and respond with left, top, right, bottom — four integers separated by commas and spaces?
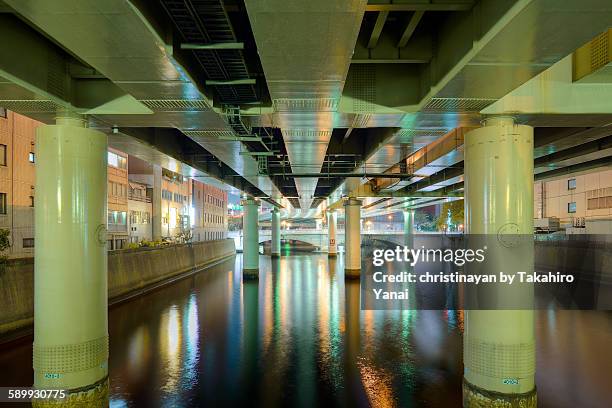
1, 0, 612, 216
1, 1, 612, 407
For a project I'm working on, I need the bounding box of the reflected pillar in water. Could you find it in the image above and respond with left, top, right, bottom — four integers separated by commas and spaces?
327, 210, 337, 257
403, 209, 414, 248
271, 207, 280, 257
242, 279, 260, 399
463, 117, 536, 407
344, 198, 361, 279
33, 116, 109, 406
242, 198, 260, 279
152, 164, 162, 241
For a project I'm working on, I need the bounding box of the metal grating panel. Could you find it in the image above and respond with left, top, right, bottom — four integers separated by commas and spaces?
46, 51, 68, 101
352, 113, 372, 128
159, 0, 258, 104
139, 99, 210, 111
396, 128, 448, 143
282, 129, 332, 140
423, 98, 497, 112
272, 98, 338, 112
182, 129, 235, 138
350, 65, 376, 113
310, 197, 324, 209
0, 100, 64, 113
287, 198, 301, 208
590, 30, 609, 72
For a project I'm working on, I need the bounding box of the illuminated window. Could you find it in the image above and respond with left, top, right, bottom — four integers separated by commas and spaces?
107, 151, 127, 169
0, 145, 6, 166
29, 152, 35, 163
170, 207, 177, 229
567, 178, 576, 190
568, 202, 577, 213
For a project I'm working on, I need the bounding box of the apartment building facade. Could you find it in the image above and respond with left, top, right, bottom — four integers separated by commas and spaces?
534, 167, 612, 227
0, 109, 36, 257
0, 109, 230, 257
107, 148, 129, 249
161, 168, 191, 238
128, 181, 152, 243
191, 179, 228, 241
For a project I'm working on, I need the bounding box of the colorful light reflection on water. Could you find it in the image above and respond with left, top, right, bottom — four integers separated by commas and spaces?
0, 253, 610, 407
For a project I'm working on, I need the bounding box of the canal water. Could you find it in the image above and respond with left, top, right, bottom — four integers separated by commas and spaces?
1, 253, 611, 407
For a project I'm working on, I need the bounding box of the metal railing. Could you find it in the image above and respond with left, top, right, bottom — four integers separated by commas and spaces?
128, 191, 152, 203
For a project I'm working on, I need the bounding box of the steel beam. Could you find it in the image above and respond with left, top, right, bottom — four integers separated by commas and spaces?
398, 10, 424, 48
366, 2, 473, 12
402, 164, 464, 192
535, 156, 612, 181
273, 172, 424, 179
206, 79, 256, 85
217, 135, 263, 142
180, 42, 244, 50
351, 57, 429, 64
368, 11, 389, 48
535, 134, 612, 167
240, 151, 274, 156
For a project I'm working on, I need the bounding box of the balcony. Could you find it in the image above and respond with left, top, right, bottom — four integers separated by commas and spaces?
129, 191, 152, 203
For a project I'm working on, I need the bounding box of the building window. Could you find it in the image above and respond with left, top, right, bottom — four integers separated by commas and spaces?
107, 151, 127, 169
0, 144, 6, 166
29, 196, 34, 207
0, 107, 6, 118
108, 210, 127, 231
568, 202, 577, 213
29, 152, 35, 163
0, 192, 6, 214
23, 238, 34, 248
567, 178, 576, 190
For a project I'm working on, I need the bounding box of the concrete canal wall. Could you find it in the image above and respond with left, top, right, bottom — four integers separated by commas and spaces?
534, 235, 612, 285
0, 239, 235, 340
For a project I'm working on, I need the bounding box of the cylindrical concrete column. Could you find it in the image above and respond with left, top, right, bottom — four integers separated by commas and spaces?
327, 210, 337, 257
344, 198, 361, 279
403, 209, 414, 248
34, 116, 109, 405
152, 164, 162, 241
463, 117, 536, 407
271, 208, 281, 257
242, 198, 260, 279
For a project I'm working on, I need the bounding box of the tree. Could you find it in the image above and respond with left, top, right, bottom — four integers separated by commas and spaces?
414, 211, 436, 231
0, 229, 10, 263
435, 200, 464, 231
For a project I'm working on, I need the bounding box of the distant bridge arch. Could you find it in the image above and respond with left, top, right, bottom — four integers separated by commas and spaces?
232, 229, 412, 251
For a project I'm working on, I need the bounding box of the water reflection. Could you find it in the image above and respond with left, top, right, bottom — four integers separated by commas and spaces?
0, 253, 610, 407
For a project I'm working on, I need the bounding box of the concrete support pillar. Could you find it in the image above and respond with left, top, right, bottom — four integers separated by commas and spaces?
271, 208, 281, 257
327, 210, 337, 257
242, 198, 260, 279
344, 198, 361, 279
403, 209, 414, 248
463, 117, 536, 407
152, 164, 162, 241
34, 116, 109, 405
